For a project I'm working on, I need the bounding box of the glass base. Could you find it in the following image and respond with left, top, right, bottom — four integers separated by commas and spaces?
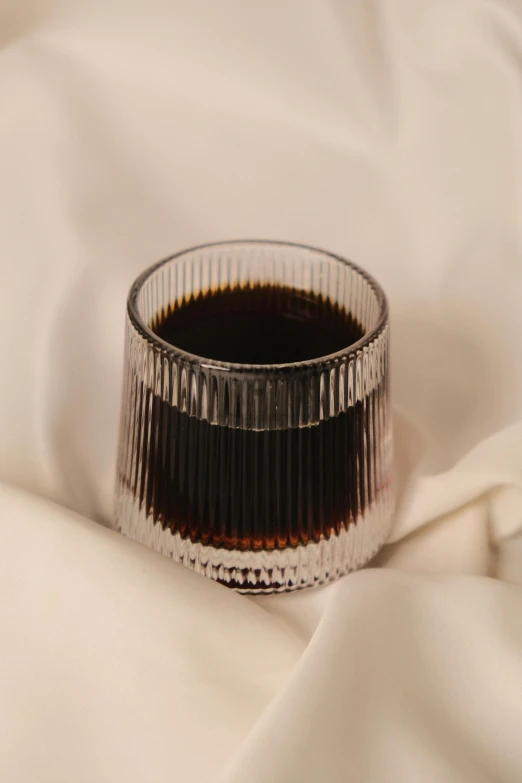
116, 488, 394, 594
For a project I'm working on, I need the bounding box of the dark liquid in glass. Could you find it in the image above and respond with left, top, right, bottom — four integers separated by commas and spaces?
154, 284, 363, 364
130, 285, 379, 564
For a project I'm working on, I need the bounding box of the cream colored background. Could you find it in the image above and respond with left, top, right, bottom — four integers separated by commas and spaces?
1, 1, 522, 781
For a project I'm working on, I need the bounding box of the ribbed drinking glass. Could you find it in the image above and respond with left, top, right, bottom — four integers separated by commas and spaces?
115, 241, 393, 593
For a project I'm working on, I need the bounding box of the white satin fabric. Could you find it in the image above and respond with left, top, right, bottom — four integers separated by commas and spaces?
2, 1, 522, 781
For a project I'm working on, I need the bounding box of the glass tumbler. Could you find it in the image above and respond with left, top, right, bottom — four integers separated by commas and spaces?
115, 241, 393, 593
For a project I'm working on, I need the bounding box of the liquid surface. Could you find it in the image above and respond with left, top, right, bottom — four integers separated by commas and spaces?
152, 284, 365, 363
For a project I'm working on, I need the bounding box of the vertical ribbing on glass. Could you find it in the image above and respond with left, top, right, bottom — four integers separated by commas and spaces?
116, 241, 393, 593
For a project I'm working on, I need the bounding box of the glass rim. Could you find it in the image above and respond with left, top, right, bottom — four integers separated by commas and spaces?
127, 239, 389, 374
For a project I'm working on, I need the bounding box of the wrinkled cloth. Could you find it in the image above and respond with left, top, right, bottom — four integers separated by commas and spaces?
1, 1, 522, 781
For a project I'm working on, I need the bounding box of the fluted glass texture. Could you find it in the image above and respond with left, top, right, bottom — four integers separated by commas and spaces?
115, 241, 394, 592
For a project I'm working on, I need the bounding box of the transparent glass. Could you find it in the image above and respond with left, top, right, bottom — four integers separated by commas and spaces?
115, 241, 394, 593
